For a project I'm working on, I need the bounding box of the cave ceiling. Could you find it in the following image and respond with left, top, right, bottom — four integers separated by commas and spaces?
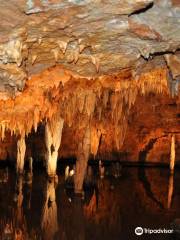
0, 0, 180, 140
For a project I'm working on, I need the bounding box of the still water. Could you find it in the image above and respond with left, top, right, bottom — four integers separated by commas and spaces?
0, 166, 179, 240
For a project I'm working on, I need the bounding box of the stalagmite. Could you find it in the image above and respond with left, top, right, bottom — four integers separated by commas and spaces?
170, 134, 176, 174
16, 136, 26, 175
65, 166, 70, 180
74, 125, 91, 194
45, 116, 64, 177
167, 174, 174, 209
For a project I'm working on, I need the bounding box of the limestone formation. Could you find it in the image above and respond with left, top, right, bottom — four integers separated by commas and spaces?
0, 0, 179, 181
170, 134, 176, 174
167, 174, 174, 209
41, 179, 58, 240
45, 116, 64, 177
74, 124, 91, 193
16, 136, 26, 174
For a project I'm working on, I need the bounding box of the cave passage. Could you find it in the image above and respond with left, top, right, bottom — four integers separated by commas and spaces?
0, 0, 180, 239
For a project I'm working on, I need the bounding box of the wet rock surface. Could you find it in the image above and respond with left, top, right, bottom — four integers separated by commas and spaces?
0, 167, 179, 240
0, 0, 179, 166
0, 0, 180, 82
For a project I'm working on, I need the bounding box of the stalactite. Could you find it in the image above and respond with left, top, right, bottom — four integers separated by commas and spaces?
77, 92, 86, 113
16, 136, 26, 174
0, 122, 6, 141
113, 99, 123, 124
169, 79, 180, 98
65, 101, 73, 127
170, 134, 175, 174
103, 89, 109, 108
74, 124, 91, 194
45, 116, 64, 177
65, 95, 76, 127
114, 115, 127, 150
97, 105, 102, 121
90, 55, 100, 72
0, 65, 170, 146
33, 106, 40, 132
137, 68, 168, 95
85, 91, 96, 117
91, 127, 101, 157
110, 93, 118, 119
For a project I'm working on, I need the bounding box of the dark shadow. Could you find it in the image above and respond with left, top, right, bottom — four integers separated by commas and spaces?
138, 138, 164, 209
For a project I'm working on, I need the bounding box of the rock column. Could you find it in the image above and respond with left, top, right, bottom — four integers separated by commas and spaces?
74, 125, 91, 194
170, 134, 175, 174
17, 136, 26, 175
45, 117, 64, 177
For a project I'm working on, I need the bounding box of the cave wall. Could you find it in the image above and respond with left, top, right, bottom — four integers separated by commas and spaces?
0, 90, 179, 165
0, 0, 180, 170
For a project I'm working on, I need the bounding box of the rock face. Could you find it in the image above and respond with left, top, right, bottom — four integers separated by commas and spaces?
0, 0, 180, 173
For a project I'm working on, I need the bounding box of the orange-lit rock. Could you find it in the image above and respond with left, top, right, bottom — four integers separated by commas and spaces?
0, 1, 179, 179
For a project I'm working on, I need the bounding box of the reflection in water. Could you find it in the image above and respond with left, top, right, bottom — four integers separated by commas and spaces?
41, 178, 58, 240
138, 139, 164, 209
138, 167, 164, 209
1, 174, 31, 239
0, 167, 179, 240
167, 174, 174, 209
0, 168, 8, 183
14, 177, 23, 223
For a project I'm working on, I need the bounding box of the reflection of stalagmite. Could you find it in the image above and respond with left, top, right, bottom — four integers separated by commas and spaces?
112, 162, 122, 178
0, 167, 8, 183
29, 157, 33, 174
84, 190, 97, 218
167, 174, 174, 209
65, 166, 70, 180
67, 197, 85, 240
85, 165, 93, 184
170, 134, 175, 174
12, 176, 29, 239
74, 125, 91, 194
25, 181, 32, 211
14, 176, 24, 224
45, 116, 64, 177
24, 157, 33, 186
17, 136, 26, 174
65, 165, 75, 180
99, 160, 104, 179
41, 179, 58, 240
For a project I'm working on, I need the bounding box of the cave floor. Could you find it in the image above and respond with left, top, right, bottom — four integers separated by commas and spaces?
0, 167, 179, 240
